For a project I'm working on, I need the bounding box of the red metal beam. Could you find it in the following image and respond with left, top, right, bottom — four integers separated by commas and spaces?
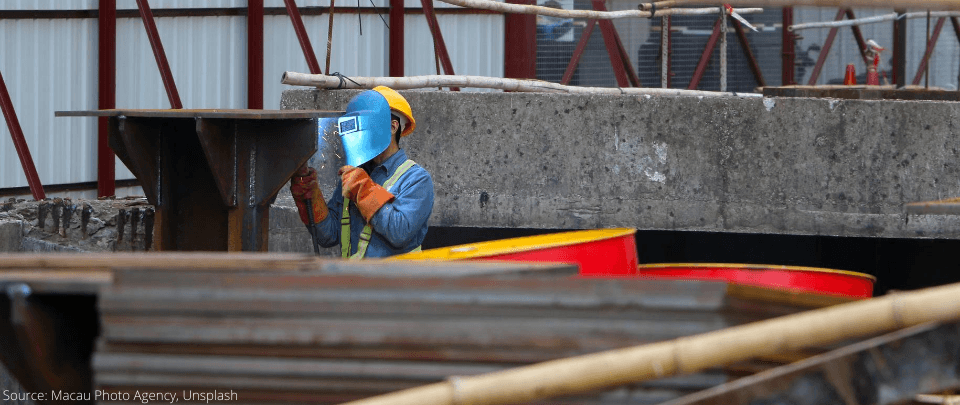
136, 0, 182, 109
504, 0, 537, 81
248, 0, 264, 109
421, 0, 459, 91
0, 69, 44, 200
593, 0, 635, 87
893, 9, 907, 87
913, 17, 946, 86
283, 0, 323, 75
561, 19, 596, 85
782, 7, 795, 85
845, 9, 870, 66
806, 8, 846, 86
98, 0, 116, 197
389, 0, 404, 77
688, 17, 722, 90
732, 17, 766, 87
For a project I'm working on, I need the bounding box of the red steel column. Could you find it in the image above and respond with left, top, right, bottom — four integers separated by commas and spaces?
504, 0, 537, 80
389, 0, 405, 77
688, 17, 722, 90
782, 7, 795, 86
248, 0, 264, 109
98, 0, 116, 197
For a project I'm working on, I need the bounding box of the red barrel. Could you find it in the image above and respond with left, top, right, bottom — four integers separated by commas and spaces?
637, 263, 875, 298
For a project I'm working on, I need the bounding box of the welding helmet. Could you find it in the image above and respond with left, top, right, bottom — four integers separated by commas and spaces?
338, 90, 392, 167
372, 86, 416, 137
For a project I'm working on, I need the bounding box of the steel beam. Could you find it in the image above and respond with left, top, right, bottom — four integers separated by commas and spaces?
688, 17, 723, 90
732, 16, 766, 87
845, 9, 871, 66
504, 0, 536, 81
913, 17, 946, 86
58, 110, 333, 252
248, 0, 264, 109
283, 0, 323, 75
0, 69, 44, 201
782, 7, 795, 85
807, 8, 847, 86
894, 9, 907, 88
98, 0, 116, 197
561, 20, 596, 85
136, 0, 182, 109
592, 0, 641, 87
389, 0, 404, 77
663, 322, 960, 405
421, 0, 459, 91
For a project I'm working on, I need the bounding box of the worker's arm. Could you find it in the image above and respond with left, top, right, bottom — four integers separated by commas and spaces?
368, 168, 434, 248
310, 182, 344, 248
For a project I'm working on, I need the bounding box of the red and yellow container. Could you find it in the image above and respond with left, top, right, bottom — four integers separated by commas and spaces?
391, 228, 638, 275
637, 263, 876, 298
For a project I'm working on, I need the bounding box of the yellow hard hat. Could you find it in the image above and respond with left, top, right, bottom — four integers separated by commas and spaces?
372, 86, 416, 137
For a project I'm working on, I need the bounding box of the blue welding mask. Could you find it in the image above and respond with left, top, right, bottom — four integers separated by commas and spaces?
338, 90, 392, 167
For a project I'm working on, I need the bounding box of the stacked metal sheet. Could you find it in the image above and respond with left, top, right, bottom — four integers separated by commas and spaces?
93, 260, 847, 405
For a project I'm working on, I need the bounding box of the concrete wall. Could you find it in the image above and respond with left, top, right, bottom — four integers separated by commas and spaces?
282, 89, 960, 240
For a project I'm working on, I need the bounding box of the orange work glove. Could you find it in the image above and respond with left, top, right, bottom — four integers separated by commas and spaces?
339, 165, 396, 222
290, 166, 328, 225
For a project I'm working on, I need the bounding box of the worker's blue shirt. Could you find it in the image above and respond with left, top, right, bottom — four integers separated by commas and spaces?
312, 149, 434, 258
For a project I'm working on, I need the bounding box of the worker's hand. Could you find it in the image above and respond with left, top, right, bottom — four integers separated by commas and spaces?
294, 163, 312, 177
339, 165, 395, 222
290, 167, 328, 226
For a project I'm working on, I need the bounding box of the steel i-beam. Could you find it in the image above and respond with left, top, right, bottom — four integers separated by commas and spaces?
55, 109, 337, 252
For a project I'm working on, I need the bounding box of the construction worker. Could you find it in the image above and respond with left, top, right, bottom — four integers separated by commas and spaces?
289, 86, 434, 258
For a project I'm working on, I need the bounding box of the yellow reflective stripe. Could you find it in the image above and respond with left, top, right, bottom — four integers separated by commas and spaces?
340, 198, 351, 258
343, 160, 418, 260
384, 160, 416, 191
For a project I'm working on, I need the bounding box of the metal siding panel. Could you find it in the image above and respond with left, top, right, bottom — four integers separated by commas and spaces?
0, 18, 99, 188
404, 13, 504, 91
264, 13, 388, 108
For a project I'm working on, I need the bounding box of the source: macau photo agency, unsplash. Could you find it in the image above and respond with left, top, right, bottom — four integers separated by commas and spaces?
3, 389, 239, 403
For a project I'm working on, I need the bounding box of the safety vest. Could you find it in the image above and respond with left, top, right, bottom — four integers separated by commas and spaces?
341, 159, 423, 259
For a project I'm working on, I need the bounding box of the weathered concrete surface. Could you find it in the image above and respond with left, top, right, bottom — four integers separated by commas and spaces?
283, 89, 960, 239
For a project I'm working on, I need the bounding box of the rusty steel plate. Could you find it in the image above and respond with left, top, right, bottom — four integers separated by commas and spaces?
55, 109, 343, 119
905, 197, 960, 215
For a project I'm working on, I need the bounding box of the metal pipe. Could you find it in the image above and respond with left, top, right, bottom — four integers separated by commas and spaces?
894, 9, 907, 87
283, 0, 323, 75
326, 0, 337, 75
790, 10, 960, 30
720, 10, 728, 92
661, 16, 670, 88
435, 0, 763, 19
135, 0, 182, 109
97, 0, 116, 198
282, 71, 763, 97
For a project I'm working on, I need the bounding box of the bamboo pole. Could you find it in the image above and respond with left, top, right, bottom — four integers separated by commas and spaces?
281, 71, 763, 97
340, 281, 960, 405
790, 10, 960, 31
710, 0, 960, 11
433, 0, 763, 19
